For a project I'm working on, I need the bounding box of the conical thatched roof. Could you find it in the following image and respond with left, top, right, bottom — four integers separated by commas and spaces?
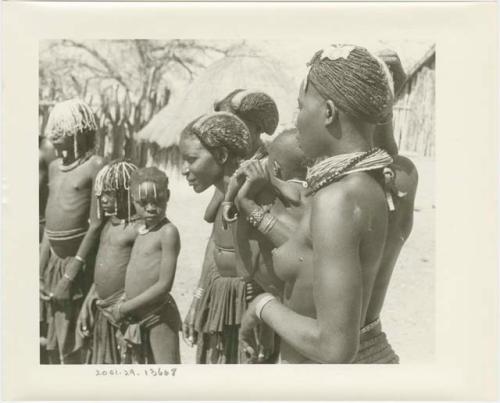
138, 46, 298, 148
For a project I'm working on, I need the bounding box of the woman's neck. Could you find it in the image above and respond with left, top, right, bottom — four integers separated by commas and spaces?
326, 117, 374, 156
214, 175, 230, 194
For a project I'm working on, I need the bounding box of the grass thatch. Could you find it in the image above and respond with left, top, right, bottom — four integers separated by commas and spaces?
138, 46, 298, 149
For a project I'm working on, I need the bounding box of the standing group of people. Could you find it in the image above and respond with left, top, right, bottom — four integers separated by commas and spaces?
39, 44, 418, 365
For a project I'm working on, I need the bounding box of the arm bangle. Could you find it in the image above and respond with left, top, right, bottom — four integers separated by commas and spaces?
63, 273, 73, 282
255, 293, 276, 321
74, 255, 85, 264
257, 213, 277, 234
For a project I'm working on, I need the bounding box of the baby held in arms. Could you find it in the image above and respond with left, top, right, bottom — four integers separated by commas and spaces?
101, 167, 182, 364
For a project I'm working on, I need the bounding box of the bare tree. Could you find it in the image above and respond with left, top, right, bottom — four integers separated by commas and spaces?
39, 39, 229, 166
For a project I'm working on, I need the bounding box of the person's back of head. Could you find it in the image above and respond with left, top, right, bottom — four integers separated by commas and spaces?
268, 129, 307, 181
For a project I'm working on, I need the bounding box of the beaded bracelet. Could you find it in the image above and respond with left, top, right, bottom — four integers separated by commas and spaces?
246, 207, 266, 228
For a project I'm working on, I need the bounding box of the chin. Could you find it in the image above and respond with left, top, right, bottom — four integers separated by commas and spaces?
193, 183, 209, 193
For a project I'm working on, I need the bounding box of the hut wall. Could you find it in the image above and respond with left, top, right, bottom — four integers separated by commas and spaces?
393, 59, 435, 157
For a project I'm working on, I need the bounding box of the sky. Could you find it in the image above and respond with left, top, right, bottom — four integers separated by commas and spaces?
247, 39, 435, 87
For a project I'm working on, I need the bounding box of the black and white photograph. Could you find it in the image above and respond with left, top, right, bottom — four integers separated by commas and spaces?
38, 39, 435, 365
2, 1, 498, 400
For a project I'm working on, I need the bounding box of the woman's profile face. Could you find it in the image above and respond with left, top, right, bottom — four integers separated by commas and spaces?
180, 135, 224, 193
296, 80, 328, 159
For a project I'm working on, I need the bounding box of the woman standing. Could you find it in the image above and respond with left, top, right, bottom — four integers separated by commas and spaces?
237, 45, 405, 363
180, 112, 278, 363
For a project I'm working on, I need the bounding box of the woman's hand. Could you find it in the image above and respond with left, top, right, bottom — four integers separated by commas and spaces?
256, 323, 276, 363
239, 294, 271, 361
182, 298, 198, 347
234, 159, 269, 212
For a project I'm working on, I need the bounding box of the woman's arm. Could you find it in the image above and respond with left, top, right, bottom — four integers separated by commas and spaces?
241, 185, 364, 363
235, 160, 299, 248
238, 198, 296, 248
120, 224, 180, 316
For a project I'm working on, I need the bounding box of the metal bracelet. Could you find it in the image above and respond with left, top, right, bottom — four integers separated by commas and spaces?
74, 255, 85, 264
257, 213, 277, 234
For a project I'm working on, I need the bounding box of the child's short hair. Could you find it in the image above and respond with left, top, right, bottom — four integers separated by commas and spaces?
130, 167, 169, 202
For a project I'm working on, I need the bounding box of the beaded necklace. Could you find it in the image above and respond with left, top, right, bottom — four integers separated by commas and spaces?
306, 148, 393, 195
59, 151, 93, 173
138, 217, 168, 235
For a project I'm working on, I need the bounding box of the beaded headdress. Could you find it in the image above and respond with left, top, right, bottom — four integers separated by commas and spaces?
130, 167, 170, 204
45, 98, 98, 160
94, 159, 138, 221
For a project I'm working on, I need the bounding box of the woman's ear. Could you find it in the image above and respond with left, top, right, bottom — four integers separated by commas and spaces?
214, 147, 229, 165
324, 100, 337, 127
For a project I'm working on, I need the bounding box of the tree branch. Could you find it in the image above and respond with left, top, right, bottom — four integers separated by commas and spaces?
61, 39, 131, 92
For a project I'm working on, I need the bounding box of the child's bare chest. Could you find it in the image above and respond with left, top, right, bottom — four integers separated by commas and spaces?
49, 168, 92, 200
131, 232, 162, 257
101, 223, 136, 248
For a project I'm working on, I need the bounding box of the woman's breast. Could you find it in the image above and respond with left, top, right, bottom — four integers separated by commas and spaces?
272, 235, 312, 283
213, 245, 238, 277
211, 207, 239, 277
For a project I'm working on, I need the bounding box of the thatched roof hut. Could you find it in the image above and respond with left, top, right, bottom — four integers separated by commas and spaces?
137, 45, 298, 170
393, 45, 435, 157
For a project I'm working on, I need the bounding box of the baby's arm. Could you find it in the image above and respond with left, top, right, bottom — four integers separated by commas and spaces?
121, 224, 180, 316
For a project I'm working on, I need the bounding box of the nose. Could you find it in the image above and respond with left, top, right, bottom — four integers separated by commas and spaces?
181, 161, 189, 176
145, 203, 156, 212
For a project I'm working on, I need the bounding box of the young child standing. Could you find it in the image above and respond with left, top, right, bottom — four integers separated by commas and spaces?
76, 160, 140, 364
103, 167, 182, 364
40, 98, 105, 364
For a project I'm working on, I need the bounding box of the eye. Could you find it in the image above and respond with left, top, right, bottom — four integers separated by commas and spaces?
185, 155, 197, 164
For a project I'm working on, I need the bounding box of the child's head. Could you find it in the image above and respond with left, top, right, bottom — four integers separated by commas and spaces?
130, 167, 170, 224
94, 159, 138, 221
45, 98, 97, 164
267, 129, 307, 182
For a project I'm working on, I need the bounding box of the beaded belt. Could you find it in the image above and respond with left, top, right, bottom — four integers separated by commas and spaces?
45, 227, 88, 241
